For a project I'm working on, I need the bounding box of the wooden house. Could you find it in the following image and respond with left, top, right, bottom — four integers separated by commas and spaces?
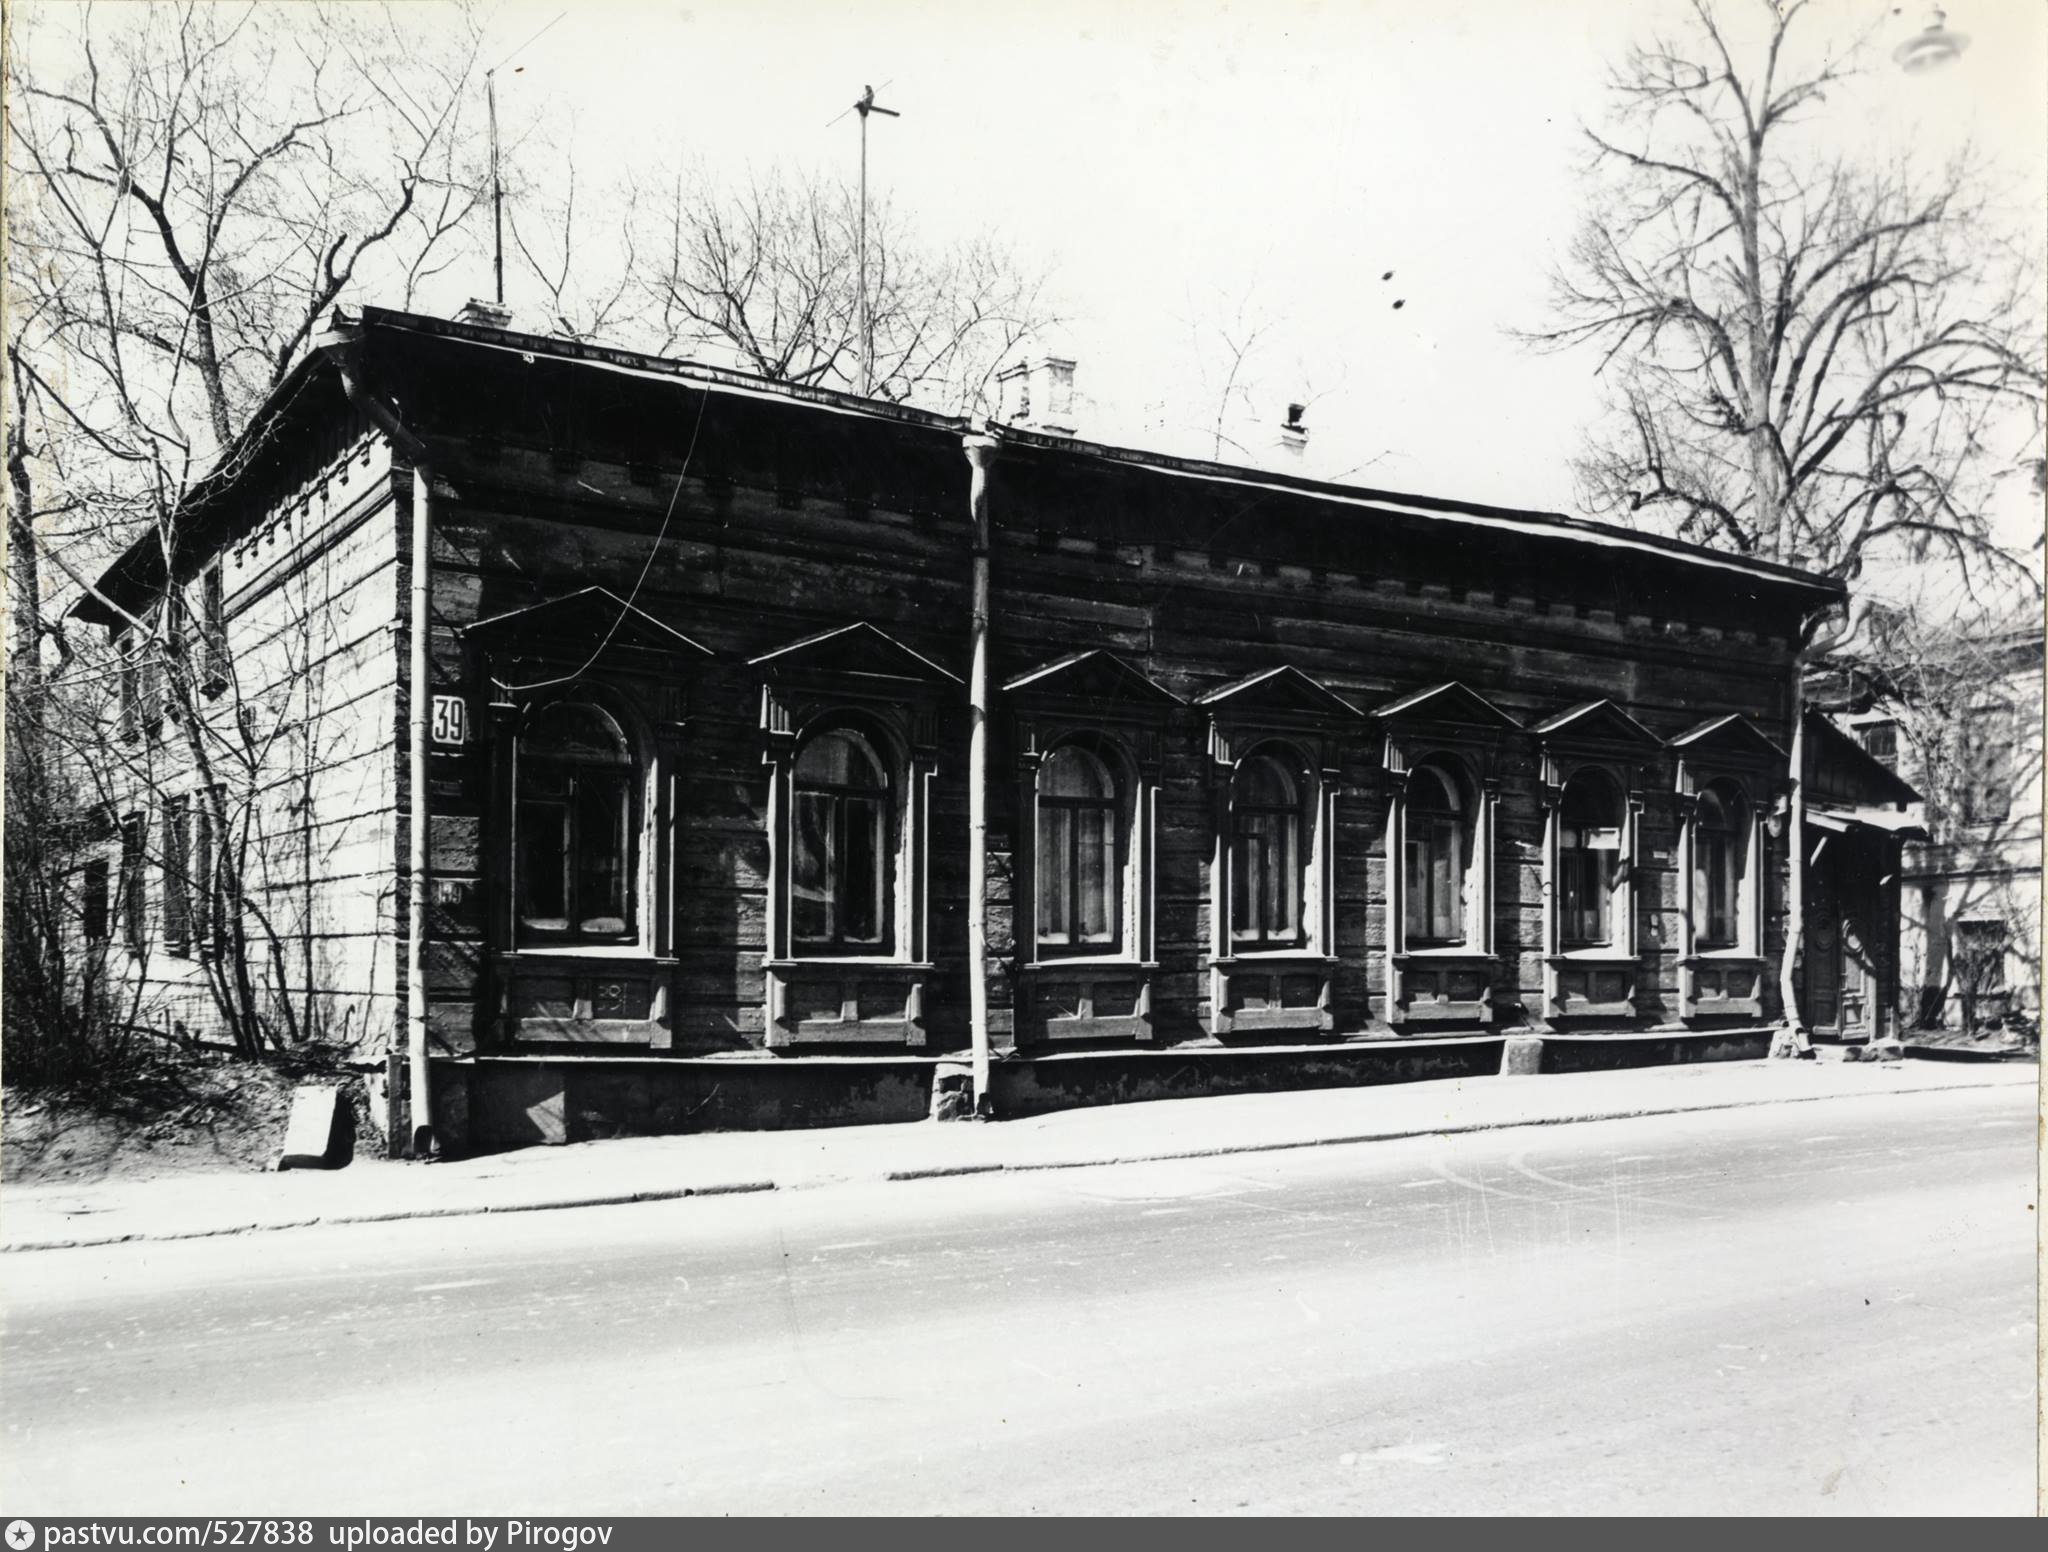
76, 306, 1868, 1153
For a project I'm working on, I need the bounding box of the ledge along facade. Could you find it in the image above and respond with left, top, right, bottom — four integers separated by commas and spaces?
76, 306, 1918, 1156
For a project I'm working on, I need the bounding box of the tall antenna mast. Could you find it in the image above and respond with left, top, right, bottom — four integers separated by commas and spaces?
840, 84, 899, 396
487, 69, 504, 306
480, 10, 565, 313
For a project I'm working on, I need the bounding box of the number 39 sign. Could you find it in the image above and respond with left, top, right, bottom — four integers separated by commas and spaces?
430, 694, 468, 746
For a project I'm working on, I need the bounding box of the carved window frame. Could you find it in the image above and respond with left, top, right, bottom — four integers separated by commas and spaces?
1194, 667, 1360, 1037
1536, 709, 1658, 1020
1006, 652, 1181, 1045
753, 625, 956, 1049
1671, 717, 1782, 1020
1377, 685, 1515, 1027
467, 599, 707, 1050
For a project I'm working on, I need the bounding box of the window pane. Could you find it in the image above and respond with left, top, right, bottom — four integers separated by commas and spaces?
1275, 810, 1301, 941
1233, 829, 1259, 941
1076, 806, 1115, 943
518, 801, 569, 929
793, 791, 833, 943
1044, 746, 1112, 800
1038, 806, 1073, 943
576, 776, 629, 935
1563, 850, 1612, 945
1402, 831, 1428, 939
797, 728, 885, 789
840, 795, 884, 945
1705, 836, 1732, 943
526, 701, 630, 765
1430, 818, 1457, 942
1235, 755, 1296, 808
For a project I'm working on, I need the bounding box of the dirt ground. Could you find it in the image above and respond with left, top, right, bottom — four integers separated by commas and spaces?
1902, 1022, 2039, 1059
2, 1054, 386, 1187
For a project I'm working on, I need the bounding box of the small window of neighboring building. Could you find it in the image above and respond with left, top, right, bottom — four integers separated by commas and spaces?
119, 812, 146, 954
1230, 749, 1306, 949
198, 564, 228, 696
515, 698, 638, 944
791, 726, 894, 955
1037, 742, 1122, 954
119, 641, 140, 742
162, 794, 191, 957
1403, 761, 1471, 948
1953, 917, 2012, 1027
192, 787, 222, 949
1960, 707, 2013, 826
1858, 720, 1898, 770
1558, 769, 1625, 949
82, 856, 111, 942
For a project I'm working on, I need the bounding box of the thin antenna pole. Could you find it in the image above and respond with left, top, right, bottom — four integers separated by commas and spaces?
488, 69, 504, 306
841, 85, 897, 397
858, 99, 869, 394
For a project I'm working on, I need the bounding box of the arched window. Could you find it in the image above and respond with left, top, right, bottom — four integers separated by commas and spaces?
1038, 743, 1120, 952
1232, 750, 1306, 947
1404, 761, 1468, 946
1558, 769, 1624, 949
517, 699, 637, 943
1694, 782, 1748, 950
792, 727, 893, 954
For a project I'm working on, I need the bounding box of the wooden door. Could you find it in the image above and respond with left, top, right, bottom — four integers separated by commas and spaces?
1838, 914, 1873, 1039
1808, 913, 1842, 1031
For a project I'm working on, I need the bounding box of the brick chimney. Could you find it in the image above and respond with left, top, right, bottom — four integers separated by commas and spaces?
1273, 402, 1308, 462
455, 298, 513, 330
997, 356, 1077, 436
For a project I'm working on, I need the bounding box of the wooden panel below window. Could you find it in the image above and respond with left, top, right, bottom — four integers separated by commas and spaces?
1389, 953, 1497, 1025
1544, 956, 1640, 1020
1018, 966, 1155, 1045
494, 955, 673, 1048
1680, 955, 1764, 1020
1212, 957, 1335, 1036
765, 962, 929, 1048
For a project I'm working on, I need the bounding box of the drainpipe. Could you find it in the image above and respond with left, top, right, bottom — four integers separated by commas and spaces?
963, 433, 1000, 1115
1777, 598, 1862, 1057
406, 466, 434, 1155
327, 329, 436, 1156
1777, 649, 1810, 1054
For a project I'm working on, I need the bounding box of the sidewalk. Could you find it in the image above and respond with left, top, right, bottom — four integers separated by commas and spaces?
2, 1056, 2035, 1253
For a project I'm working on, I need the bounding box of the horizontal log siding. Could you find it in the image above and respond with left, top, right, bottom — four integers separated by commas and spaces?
421, 432, 1798, 1051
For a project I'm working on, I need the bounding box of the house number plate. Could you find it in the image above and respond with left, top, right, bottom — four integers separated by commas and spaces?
430, 694, 468, 746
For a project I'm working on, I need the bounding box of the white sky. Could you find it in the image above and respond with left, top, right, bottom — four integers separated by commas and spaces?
472, 0, 2048, 525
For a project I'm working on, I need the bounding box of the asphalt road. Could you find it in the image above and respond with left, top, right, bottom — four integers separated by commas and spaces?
1, 1083, 2036, 1515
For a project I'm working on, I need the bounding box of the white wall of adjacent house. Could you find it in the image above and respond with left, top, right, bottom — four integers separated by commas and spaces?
99, 435, 404, 1060
1835, 645, 2044, 1030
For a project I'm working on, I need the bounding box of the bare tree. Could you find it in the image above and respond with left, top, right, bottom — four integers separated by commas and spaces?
633, 166, 1060, 413
1529, 0, 2044, 590
5, 0, 486, 1062
1525, 0, 2047, 1038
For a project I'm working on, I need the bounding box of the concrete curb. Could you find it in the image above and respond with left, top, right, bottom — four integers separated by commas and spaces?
3, 1070, 2031, 1254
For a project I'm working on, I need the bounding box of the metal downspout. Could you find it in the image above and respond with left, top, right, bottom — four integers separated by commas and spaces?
963, 433, 999, 1115
407, 466, 434, 1156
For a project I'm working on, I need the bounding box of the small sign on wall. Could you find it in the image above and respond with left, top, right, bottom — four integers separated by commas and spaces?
430, 694, 468, 746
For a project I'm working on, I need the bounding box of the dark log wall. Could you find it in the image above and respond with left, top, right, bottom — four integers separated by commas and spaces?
412, 396, 1807, 1056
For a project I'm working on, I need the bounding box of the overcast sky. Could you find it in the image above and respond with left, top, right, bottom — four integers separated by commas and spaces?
472, 0, 2046, 528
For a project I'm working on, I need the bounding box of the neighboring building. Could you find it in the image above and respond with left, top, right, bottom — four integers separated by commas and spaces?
76, 305, 1855, 1154
1818, 629, 2044, 1032
1794, 709, 1924, 1043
